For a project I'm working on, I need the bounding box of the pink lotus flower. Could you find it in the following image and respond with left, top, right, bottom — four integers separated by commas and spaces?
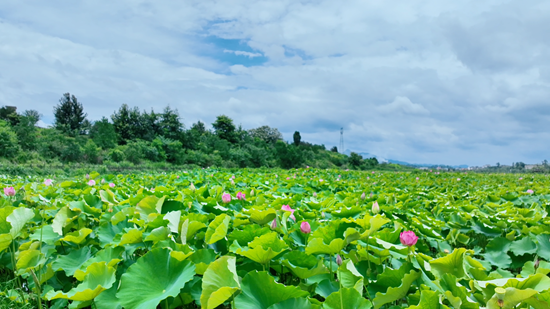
88, 180, 96, 186
281, 205, 296, 221
271, 219, 277, 229
44, 179, 53, 186
222, 193, 231, 203
400, 231, 418, 247
109, 183, 115, 188
416, 177, 419, 180
307, 166, 310, 168
457, 178, 461, 181
236, 192, 246, 200
300, 221, 311, 234
372, 171, 375, 174
319, 179, 323, 182
372, 201, 380, 214
4, 187, 16, 196
526, 189, 534, 194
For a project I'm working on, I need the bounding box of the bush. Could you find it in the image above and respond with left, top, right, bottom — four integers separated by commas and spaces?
83, 139, 101, 164
109, 148, 126, 163
0, 120, 19, 158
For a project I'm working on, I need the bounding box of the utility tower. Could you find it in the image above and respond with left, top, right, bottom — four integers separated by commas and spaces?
339, 127, 344, 153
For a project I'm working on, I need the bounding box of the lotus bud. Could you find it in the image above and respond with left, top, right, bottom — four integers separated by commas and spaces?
336, 254, 343, 266
86, 174, 90, 180
3, 187, 16, 196
271, 219, 277, 230
535, 258, 540, 269
360, 192, 365, 200
321, 212, 325, 218
222, 193, 231, 203
101, 179, 105, 184
250, 189, 254, 196
88, 180, 96, 186
300, 221, 311, 234
372, 201, 380, 214
190, 183, 196, 192
44, 179, 53, 186
109, 183, 115, 188
313, 192, 317, 198
400, 231, 418, 247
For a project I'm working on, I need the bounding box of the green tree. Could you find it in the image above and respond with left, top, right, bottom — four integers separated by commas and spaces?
90, 117, 117, 149
0, 120, 20, 157
293, 131, 301, 146
212, 115, 237, 143
275, 141, 303, 168
330, 146, 338, 152
111, 104, 142, 144
249, 126, 283, 144
349, 152, 363, 167
54, 93, 88, 136
83, 139, 101, 164
14, 110, 41, 151
0, 106, 20, 126
158, 106, 184, 141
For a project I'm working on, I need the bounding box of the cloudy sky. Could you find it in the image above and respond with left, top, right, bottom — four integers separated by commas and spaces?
1, 0, 549, 166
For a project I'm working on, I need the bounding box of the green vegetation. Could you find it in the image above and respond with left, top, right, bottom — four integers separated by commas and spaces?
0, 93, 384, 171
1, 169, 550, 308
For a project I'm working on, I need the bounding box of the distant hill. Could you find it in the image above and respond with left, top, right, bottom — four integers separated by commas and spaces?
342, 149, 468, 169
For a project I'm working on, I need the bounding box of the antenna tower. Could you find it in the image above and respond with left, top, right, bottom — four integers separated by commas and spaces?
339, 127, 344, 153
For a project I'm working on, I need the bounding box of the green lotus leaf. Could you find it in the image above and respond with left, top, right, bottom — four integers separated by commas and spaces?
94, 278, 122, 309
99, 189, 118, 205
323, 287, 372, 309
266, 297, 312, 309
337, 260, 364, 294
200, 256, 241, 309
46, 262, 116, 301
52, 246, 93, 276
535, 234, 550, 258
7, 207, 34, 238
228, 224, 271, 246
522, 290, 550, 309
305, 238, 345, 255
430, 248, 470, 280
283, 251, 329, 279
118, 228, 143, 246
61, 228, 92, 244
476, 274, 550, 293
205, 214, 231, 245
510, 237, 538, 256
485, 287, 537, 309
359, 215, 391, 239
163, 210, 181, 234
116, 247, 196, 309
0, 233, 13, 252
74, 247, 124, 281
232, 232, 288, 265
372, 269, 419, 309
0, 206, 15, 233
189, 249, 217, 275
16, 249, 43, 275
29, 225, 62, 245
439, 273, 480, 309
247, 208, 277, 225
144, 226, 170, 242
407, 290, 441, 309
330, 206, 363, 218
52, 206, 80, 236
234, 271, 309, 309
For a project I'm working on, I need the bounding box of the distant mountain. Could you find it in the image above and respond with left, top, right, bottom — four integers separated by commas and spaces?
342, 149, 468, 168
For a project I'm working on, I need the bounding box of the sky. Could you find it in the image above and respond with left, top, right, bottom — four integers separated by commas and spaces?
1, 0, 549, 166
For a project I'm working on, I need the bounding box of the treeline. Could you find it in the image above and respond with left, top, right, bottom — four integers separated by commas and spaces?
0, 93, 382, 170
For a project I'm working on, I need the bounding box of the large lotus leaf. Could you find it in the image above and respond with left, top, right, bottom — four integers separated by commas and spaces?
439, 273, 480, 309
135, 195, 164, 221
45, 262, 116, 301
144, 226, 170, 242
0, 206, 16, 233
228, 224, 271, 246
510, 237, 538, 256
359, 215, 391, 239
118, 228, 143, 246
521, 261, 550, 277
330, 206, 363, 218
247, 208, 277, 225
164, 210, 181, 234
372, 269, 419, 309
476, 274, 550, 294
430, 248, 469, 280
0, 233, 13, 252
52, 247, 93, 276
323, 287, 372, 309
371, 262, 414, 293
234, 271, 309, 309
200, 256, 240, 309
16, 249, 44, 275
116, 247, 196, 309
266, 297, 312, 309
74, 247, 124, 281
535, 234, 550, 258
485, 287, 538, 309
52, 206, 80, 236
523, 290, 550, 309
205, 214, 231, 245
29, 225, 62, 245
305, 238, 345, 255
7, 207, 34, 238
180, 219, 208, 244
407, 290, 441, 309
61, 228, 92, 244
337, 260, 364, 294
283, 251, 329, 279
232, 233, 288, 265
189, 249, 217, 275
99, 189, 118, 205
94, 278, 122, 309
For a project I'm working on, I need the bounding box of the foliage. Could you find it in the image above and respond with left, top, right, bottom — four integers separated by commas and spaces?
53, 93, 88, 136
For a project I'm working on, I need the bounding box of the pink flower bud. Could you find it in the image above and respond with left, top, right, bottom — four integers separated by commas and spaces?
313, 192, 317, 198
85, 174, 90, 180
281, 205, 296, 221
222, 193, 231, 203
4, 187, 16, 196
250, 189, 254, 196
400, 231, 418, 247
109, 183, 115, 188
44, 179, 53, 186
88, 180, 96, 186
271, 219, 277, 229
372, 201, 380, 214
190, 183, 196, 192
237, 192, 246, 200
360, 192, 365, 200
336, 254, 343, 266
526, 189, 534, 194
300, 221, 311, 234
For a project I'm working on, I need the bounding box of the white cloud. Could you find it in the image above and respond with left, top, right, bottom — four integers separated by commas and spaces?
377, 96, 430, 115
223, 49, 263, 58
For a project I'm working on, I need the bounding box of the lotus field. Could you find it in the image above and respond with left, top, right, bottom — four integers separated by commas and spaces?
1, 169, 550, 309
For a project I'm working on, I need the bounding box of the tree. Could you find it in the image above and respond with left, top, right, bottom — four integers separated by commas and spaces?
54, 93, 87, 136
330, 146, 338, 152
349, 152, 363, 167
0, 106, 20, 126
111, 104, 142, 144
0, 120, 19, 157
212, 115, 237, 143
158, 106, 184, 141
90, 117, 117, 149
248, 126, 283, 144
293, 131, 301, 146
14, 110, 41, 150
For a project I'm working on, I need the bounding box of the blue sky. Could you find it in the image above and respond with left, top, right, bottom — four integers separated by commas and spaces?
1, 0, 549, 166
